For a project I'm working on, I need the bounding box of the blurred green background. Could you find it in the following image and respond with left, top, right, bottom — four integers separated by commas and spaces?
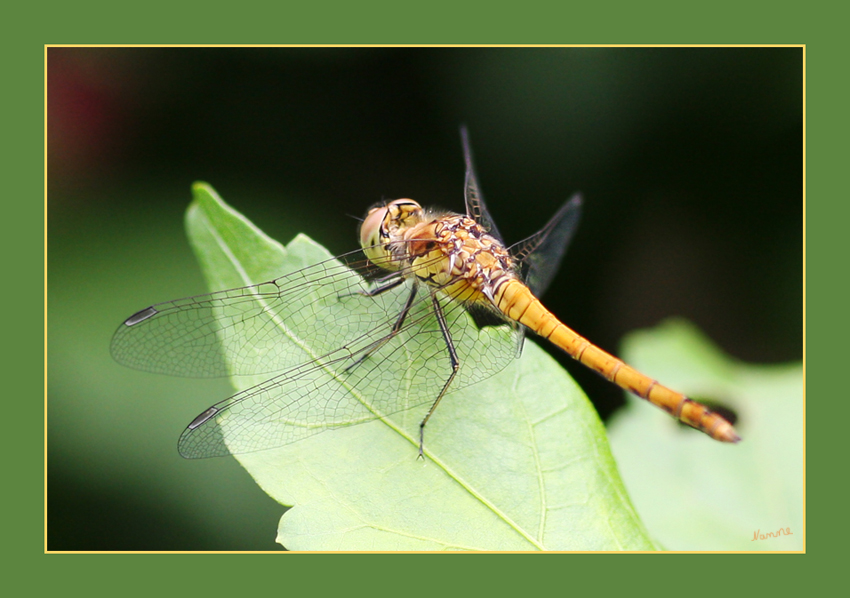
47, 47, 802, 550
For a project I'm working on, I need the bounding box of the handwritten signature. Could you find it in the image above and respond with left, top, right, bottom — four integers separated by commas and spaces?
752, 527, 793, 541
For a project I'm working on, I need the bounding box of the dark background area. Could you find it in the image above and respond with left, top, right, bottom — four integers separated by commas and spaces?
47, 47, 802, 550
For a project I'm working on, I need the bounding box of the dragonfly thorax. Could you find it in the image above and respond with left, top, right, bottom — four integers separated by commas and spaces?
360, 198, 518, 307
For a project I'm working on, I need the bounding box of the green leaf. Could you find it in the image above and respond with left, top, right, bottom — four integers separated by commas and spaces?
608, 319, 803, 551
184, 182, 656, 551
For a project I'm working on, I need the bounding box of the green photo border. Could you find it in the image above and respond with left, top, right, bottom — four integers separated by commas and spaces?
29, 1, 824, 594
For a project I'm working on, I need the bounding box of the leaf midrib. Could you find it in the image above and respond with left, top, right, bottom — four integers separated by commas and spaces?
199, 200, 547, 550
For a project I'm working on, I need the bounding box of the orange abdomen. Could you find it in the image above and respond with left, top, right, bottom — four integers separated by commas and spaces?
494, 278, 740, 443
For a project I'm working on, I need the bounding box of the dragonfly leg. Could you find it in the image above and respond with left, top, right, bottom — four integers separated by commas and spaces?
417, 290, 460, 459
344, 281, 419, 372
339, 273, 405, 299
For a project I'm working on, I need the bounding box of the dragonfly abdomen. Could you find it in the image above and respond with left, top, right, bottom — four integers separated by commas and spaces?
495, 278, 740, 443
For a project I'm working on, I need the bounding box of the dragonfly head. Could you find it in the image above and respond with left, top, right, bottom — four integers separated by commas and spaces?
360, 199, 424, 268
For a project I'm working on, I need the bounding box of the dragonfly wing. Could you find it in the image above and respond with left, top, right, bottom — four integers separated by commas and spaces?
461, 127, 505, 244
177, 342, 397, 458
111, 250, 414, 378
177, 279, 521, 458
509, 193, 582, 298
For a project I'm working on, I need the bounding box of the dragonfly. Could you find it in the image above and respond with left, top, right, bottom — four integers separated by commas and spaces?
112, 130, 740, 459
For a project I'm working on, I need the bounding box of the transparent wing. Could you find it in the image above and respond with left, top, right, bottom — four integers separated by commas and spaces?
509, 193, 582, 298
461, 127, 504, 244
112, 248, 393, 379
112, 248, 519, 458
460, 128, 582, 298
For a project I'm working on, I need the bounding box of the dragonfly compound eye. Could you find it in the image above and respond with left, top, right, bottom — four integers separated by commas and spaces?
360, 205, 389, 251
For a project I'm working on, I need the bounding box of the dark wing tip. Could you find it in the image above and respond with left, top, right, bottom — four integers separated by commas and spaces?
123, 306, 159, 326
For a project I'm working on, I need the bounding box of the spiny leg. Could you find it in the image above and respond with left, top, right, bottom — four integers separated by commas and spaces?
418, 290, 460, 459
